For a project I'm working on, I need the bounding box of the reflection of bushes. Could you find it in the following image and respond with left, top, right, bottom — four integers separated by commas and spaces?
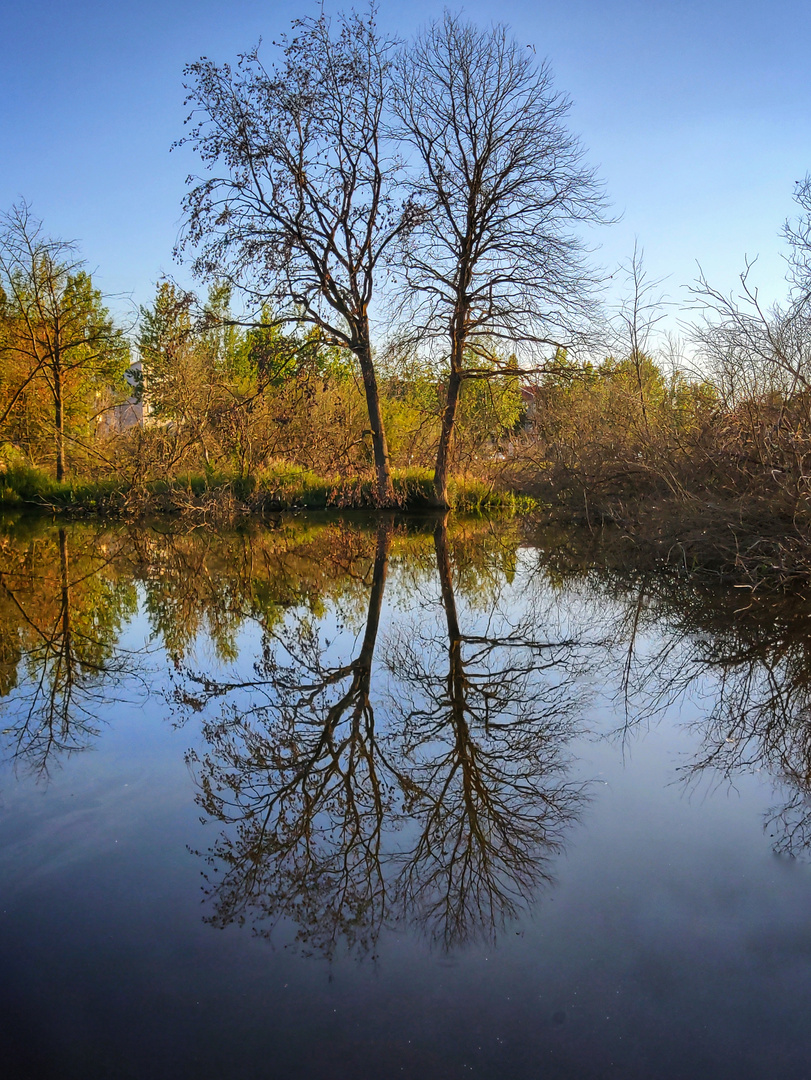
0, 515, 525, 783
527, 527, 811, 862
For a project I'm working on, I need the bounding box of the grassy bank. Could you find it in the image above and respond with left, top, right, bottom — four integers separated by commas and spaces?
10, 449, 809, 594
0, 461, 537, 519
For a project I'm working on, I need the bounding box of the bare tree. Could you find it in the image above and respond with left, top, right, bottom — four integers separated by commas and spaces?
691, 262, 811, 405
611, 243, 672, 439
785, 174, 811, 306
177, 7, 412, 504
689, 176, 811, 415
393, 14, 607, 506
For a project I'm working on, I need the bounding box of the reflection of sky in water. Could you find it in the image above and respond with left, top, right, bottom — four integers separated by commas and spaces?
0, 520, 810, 1079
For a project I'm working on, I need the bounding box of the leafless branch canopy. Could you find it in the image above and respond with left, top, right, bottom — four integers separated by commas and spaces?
392, 12, 608, 362
176, 7, 408, 352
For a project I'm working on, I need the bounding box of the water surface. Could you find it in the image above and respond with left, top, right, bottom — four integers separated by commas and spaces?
1, 514, 810, 1078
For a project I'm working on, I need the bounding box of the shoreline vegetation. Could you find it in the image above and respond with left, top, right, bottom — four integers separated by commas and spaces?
0, 461, 535, 518
4, 446, 811, 594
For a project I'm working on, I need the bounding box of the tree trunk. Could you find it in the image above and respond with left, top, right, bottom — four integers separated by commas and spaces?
434, 365, 463, 509
434, 297, 470, 508
434, 516, 469, 735
58, 527, 74, 715
339, 516, 392, 716
357, 515, 393, 673
355, 337, 394, 506
434, 515, 460, 643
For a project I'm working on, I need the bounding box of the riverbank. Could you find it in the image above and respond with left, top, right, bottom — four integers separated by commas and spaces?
5, 455, 809, 592
0, 461, 536, 519
524, 485, 811, 592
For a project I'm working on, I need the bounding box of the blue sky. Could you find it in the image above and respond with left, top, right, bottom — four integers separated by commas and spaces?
2, 0, 810, 328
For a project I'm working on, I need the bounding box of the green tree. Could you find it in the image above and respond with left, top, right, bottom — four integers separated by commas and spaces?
0, 203, 130, 480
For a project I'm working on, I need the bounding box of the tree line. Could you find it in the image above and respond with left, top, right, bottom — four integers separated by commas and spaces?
2, 4, 811, 537
0, 8, 603, 507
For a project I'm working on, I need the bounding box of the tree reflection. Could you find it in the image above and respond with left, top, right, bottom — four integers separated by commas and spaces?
0, 525, 138, 776
185, 516, 588, 957
130, 520, 398, 666
672, 593, 811, 858
187, 518, 400, 958
537, 531, 811, 862
384, 519, 587, 948
18, 514, 811, 949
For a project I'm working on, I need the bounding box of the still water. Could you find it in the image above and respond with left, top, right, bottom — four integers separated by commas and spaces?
1, 514, 810, 1078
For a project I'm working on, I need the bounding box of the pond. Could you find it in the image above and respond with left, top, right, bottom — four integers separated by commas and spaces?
1, 514, 810, 1078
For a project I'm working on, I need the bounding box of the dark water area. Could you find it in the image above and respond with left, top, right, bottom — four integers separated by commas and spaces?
1, 513, 811, 1078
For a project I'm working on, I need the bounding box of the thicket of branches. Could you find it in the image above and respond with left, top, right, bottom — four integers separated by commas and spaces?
503, 198, 811, 584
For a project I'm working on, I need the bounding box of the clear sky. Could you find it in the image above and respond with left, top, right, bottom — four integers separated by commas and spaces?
2, 0, 810, 329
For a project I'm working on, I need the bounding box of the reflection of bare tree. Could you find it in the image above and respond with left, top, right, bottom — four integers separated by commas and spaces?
673, 597, 811, 858
0, 526, 138, 777
187, 518, 400, 958
384, 519, 587, 948
549, 543, 811, 861
187, 517, 588, 957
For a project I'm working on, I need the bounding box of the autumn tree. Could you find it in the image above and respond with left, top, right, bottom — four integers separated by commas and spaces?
177, 6, 413, 504
0, 203, 130, 480
394, 14, 607, 505
138, 280, 240, 469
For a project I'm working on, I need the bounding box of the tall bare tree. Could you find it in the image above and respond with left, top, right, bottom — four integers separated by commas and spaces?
785, 174, 811, 305
177, 7, 412, 504
394, 14, 607, 506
